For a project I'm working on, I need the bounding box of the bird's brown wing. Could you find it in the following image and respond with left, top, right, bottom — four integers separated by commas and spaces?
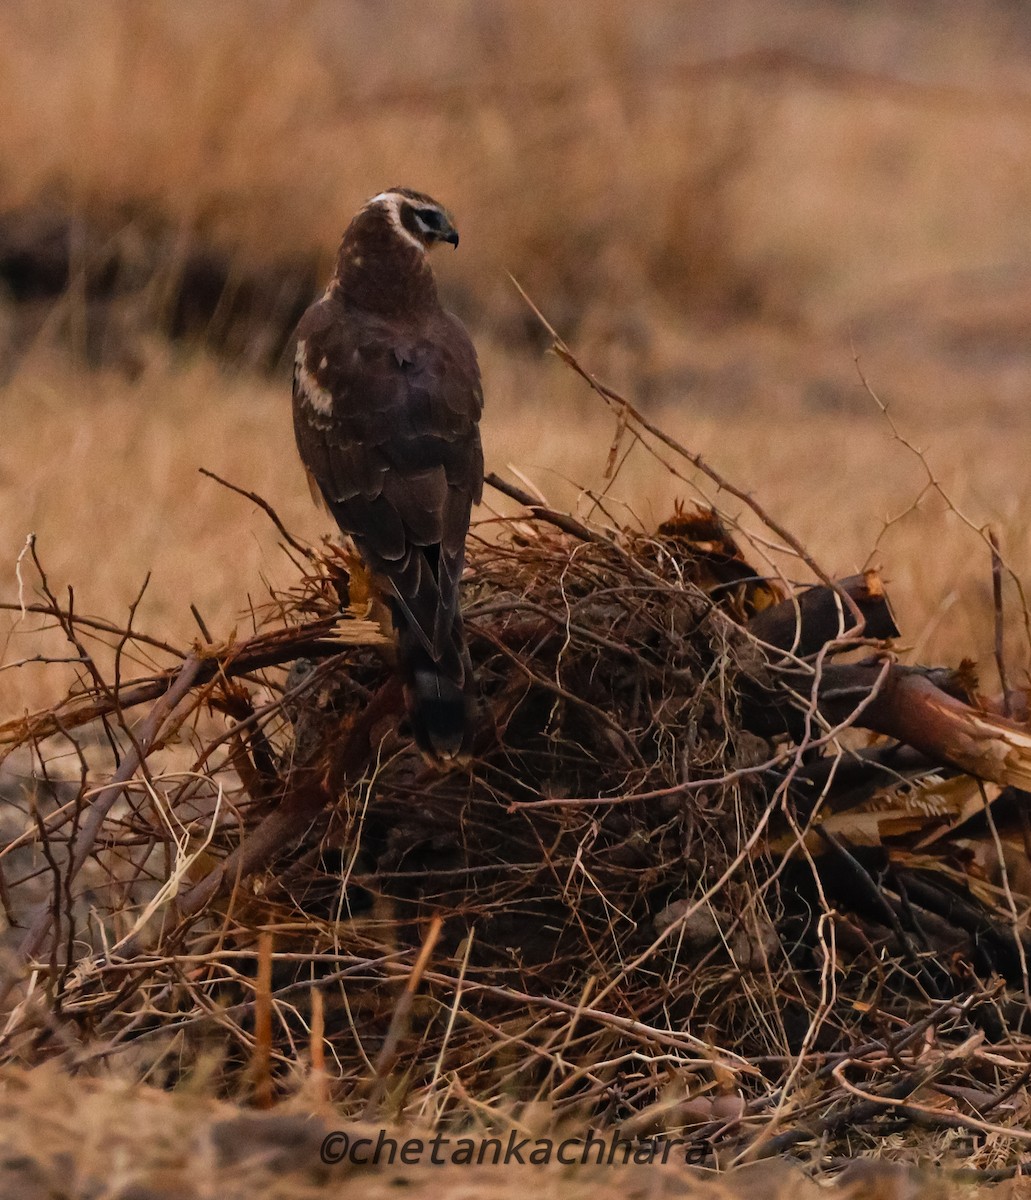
293, 296, 483, 667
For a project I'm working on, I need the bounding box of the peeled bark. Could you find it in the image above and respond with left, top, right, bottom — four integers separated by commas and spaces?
745, 657, 1031, 792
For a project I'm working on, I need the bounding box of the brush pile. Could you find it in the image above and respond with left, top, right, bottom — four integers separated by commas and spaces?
3, 357, 1031, 1175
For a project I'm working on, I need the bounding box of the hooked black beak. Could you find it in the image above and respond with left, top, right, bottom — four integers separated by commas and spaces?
441, 227, 459, 248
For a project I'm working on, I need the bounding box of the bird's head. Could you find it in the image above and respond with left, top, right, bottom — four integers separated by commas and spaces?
363, 188, 460, 253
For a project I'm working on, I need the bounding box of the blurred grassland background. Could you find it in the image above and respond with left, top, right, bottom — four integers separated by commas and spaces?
4, 0, 1031, 711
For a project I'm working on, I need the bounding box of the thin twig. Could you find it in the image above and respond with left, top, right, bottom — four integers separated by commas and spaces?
199, 467, 314, 560
509, 274, 865, 633
251, 931, 274, 1108
363, 916, 443, 1116
485, 471, 608, 544
990, 529, 1012, 716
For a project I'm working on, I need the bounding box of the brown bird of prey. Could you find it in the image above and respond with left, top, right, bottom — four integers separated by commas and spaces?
292, 188, 483, 764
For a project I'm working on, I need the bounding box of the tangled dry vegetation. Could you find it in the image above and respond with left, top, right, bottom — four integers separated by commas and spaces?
3, 340, 1031, 1182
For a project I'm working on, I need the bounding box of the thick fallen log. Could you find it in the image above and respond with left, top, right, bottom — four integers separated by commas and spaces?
745, 570, 900, 655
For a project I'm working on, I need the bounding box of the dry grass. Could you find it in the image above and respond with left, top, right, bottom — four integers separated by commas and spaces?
3, 337, 1030, 714
6, 0, 1031, 335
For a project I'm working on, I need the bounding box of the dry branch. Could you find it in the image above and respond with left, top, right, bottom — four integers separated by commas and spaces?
749, 660, 1031, 789
0, 614, 383, 749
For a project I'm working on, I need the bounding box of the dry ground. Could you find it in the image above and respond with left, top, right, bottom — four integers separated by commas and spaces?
0, 1064, 1022, 1199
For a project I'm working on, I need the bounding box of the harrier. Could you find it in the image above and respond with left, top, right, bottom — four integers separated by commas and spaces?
292, 188, 483, 764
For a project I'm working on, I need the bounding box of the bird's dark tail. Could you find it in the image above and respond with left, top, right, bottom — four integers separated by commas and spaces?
387, 555, 477, 765
394, 613, 476, 764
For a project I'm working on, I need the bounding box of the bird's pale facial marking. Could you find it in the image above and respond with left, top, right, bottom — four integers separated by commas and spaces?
295, 340, 334, 416
366, 191, 457, 252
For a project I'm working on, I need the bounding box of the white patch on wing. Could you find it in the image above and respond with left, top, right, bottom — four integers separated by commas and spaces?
295, 340, 334, 416
365, 191, 425, 253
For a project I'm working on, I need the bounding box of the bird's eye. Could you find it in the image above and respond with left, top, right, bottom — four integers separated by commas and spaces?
414, 208, 443, 231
